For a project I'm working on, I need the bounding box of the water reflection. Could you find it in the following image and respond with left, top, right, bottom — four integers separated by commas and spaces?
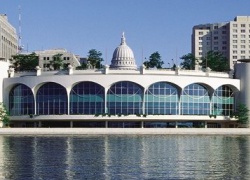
0, 135, 249, 179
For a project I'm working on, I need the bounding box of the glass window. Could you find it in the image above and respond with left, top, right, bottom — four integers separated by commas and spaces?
107, 81, 143, 115
9, 84, 35, 115
70, 82, 104, 115
212, 86, 234, 116
145, 82, 179, 115
181, 84, 210, 115
37, 82, 68, 115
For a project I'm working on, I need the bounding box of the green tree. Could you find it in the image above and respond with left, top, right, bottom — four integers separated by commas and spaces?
0, 102, 10, 127
143, 51, 164, 69
87, 49, 103, 69
50, 53, 64, 70
180, 53, 197, 70
10, 53, 39, 71
200, 51, 229, 72
235, 103, 249, 125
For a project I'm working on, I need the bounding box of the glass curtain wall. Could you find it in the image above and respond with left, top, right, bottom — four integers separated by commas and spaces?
107, 81, 143, 115
212, 85, 234, 116
36, 82, 68, 115
145, 82, 179, 115
181, 83, 210, 115
9, 84, 35, 115
70, 82, 105, 114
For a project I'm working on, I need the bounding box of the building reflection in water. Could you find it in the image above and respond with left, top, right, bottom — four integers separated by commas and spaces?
0, 135, 250, 179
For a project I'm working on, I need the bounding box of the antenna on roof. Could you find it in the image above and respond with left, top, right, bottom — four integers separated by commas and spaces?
18, 5, 24, 53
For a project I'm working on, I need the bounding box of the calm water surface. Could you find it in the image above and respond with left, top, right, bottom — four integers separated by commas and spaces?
0, 135, 249, 180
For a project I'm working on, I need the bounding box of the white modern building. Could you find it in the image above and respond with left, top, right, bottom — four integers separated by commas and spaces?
192, 16, 250, 69
1, 33, 247, 128
0, 14, 18, 61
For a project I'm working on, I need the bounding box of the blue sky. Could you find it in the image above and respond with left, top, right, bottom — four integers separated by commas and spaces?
1, 0, 249, 67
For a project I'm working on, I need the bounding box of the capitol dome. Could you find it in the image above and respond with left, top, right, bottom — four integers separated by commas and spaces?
110, 33, 137, 70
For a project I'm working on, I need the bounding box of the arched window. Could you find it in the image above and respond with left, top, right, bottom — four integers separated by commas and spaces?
181, 83, 210, 115
107, 81, 143, 115
145, 82, 179, 115
36, 82, 67, 115
9, 84, 34, 115
70, 82, 105, 114
212, 85, 234, 116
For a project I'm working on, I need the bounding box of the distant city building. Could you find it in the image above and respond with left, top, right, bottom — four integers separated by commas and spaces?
34, 48, 81, 71
192, 16, 250, 69
0, 14, 18, 61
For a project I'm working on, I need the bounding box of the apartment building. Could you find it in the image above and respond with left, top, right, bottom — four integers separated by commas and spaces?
192, 16, 250, 69
0, 14, 18, 61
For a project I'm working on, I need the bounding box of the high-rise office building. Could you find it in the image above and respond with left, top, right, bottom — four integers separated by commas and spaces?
192, 16, 250, 69
0, 14, 18, 61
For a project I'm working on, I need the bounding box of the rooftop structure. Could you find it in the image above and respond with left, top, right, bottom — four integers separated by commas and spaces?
34, 48, 81, 71
110, 33, 137, 70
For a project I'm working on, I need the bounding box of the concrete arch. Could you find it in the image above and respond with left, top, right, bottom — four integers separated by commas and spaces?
182, 82, 214, 98
146, 81, 182, 98
108, 80, 144, 91
70, 81, 105, 91
9, 83, 35, 115
36, 82, 68, 115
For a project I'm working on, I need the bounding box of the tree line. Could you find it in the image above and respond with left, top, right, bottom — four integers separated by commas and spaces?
10, 50, 229, 72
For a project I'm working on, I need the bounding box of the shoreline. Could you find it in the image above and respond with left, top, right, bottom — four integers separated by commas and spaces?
0, 128, 250, 135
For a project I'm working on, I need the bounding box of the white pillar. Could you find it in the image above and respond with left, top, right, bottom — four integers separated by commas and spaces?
141, 121, 144, 128
68, 65, 73, 75
8, 67, 15, 77
36, 66, 42, 76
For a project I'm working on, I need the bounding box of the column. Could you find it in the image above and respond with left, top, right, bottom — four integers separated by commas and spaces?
141, 121, 144, 128
204, 121, 207, 128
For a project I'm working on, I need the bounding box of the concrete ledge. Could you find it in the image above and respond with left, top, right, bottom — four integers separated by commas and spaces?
0, 128, 250, 135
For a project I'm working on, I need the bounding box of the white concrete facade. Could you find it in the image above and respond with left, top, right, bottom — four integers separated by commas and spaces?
0, 14, 18, 61
2, 66, 240, 127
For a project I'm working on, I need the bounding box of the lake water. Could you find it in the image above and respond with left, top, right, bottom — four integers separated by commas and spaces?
0, 135, 249, 180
